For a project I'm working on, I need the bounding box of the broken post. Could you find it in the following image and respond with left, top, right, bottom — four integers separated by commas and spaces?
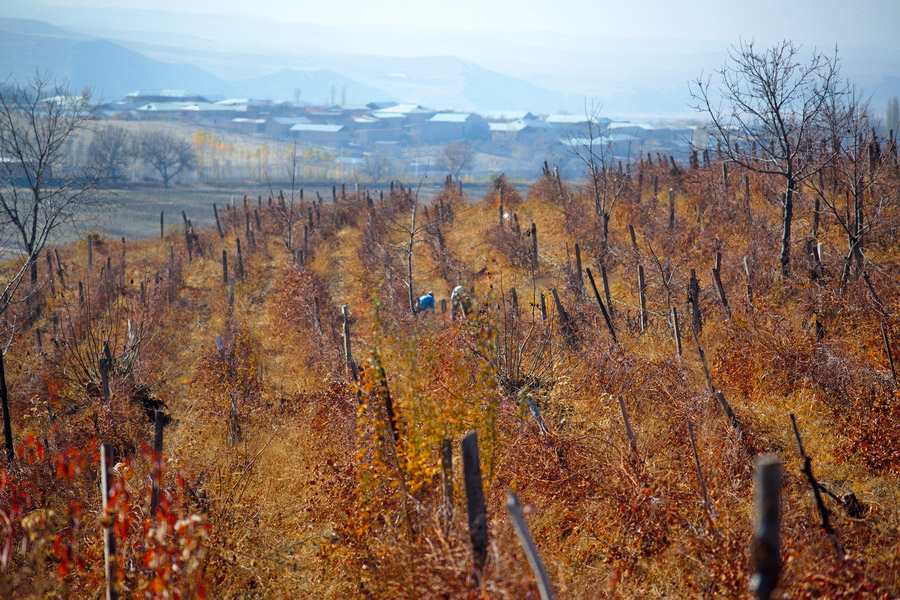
160, 211, 164, 239
99, 357, 110, 402
506, 492, 554, 600
461, 431, 488, 577
711, 266, 731, 319
531, 222, 538, 272
750, 454, 782, 600
574, 243, 584, 297
668, 188, 676, 229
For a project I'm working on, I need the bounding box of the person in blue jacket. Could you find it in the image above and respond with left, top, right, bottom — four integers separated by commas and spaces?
417, 291, 435, 313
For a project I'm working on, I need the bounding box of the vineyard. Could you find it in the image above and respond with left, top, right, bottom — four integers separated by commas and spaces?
1, 144, 900, 599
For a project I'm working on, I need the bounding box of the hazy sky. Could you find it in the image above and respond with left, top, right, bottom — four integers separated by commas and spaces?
37, 0, 900, 47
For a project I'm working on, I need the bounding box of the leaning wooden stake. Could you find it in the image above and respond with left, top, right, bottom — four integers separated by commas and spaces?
617, 395, 638, 459
461, 431, 488, 578
638, 265, 648, 331
213, 203, 224, 238
150, 410, 165, 516
881, 323, 896, 380
711, 266, 731, 319
790, 414, 843, 558
99, 357, 111, 402
100, 443, 119, 600
506, 492, 554, 600
750, 454, 782, 600
0, 351, 13, 461
671, 305, 683, 356
585, 268, 618, 345
687, 421, 714, 521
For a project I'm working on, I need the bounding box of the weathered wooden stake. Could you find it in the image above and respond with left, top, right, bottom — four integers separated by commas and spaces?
881, 323, 896, 380
668, 188, 676, 229
150, 410, 165, 515
638, 265, 648, 331
342, 305, 356, 381
671, 305, 683, 356
99, 357, 110, 401
441, 438, 453, 519
213, 203, 224, 237
711, 266, 731, 319
539, 292, 547, 323
461, 431, 488, 577
222, 250, 228, 286
744, 256, 753, 302
87, 235, 93, 271
1, 351, 13, 461
585, 268, 618, 345
687, 421, 715, 521
688, 269, 702, 333
600, 263, 613, 317
100, 443, 118, 600
531, 222, 538, 271
506, 492, 554, 600
750, 454, 782, 600
617, 395, 638, 458
551, 288, 574, 345
160, 211, 164, 239
574, 243, 584, 297
236, 238, 244, 280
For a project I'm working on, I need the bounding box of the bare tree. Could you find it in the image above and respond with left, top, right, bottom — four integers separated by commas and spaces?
88, 125, 132, 183
442, 141, 475, 179
810, 87, 897, 280
362, 151, 393, 183
0, 73, 106, 302
566, 104, 631, 251
268, 141, 302, 259
690, 39, 844, 277
137, 130, 196, 187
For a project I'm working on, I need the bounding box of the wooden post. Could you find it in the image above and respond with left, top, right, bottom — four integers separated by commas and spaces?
342, 305, 356, 381
881, 323, 896, 380
160, 211, 164, 239
671, 305, 683, 356
213, 203, 224, 238
744, 256, 753, 302
46, 251, 55, 298
440, 298, 447, 314
1, 351, 13, 461
551, 288, 574, 345
744, 174, 752, 223
689, 269, 702, 333
600, 263, 613, 317
140, 281, 146, 307
150, 410, 164, 516
711, 266, 730, 319
585, 268, 618, 345
531, 222, 538, 272
617, 395, 638, 458
222, 250, 228, 286
236, 238, 244, 280
668, 188, 675, 229
574, 243, 584, 297
313, 296, 324, 336
638, 265, 648, 331
687, 421, 714, 521
715, 391, 741, 431
441, 438, 453, 519
184, 228, 192, 263
539, 292, 547, 323
506, 492, 554, 600
87, 235, 93, 271
461, 431, 488, 577
750, 454, 782, 600
100, 443, 118, 600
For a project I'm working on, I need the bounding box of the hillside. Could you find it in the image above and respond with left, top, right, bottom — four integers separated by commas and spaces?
1, 156, 900, 598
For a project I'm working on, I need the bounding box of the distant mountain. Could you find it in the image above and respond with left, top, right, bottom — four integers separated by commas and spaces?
0, 18, 235, 100
229, 68, 394, 105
